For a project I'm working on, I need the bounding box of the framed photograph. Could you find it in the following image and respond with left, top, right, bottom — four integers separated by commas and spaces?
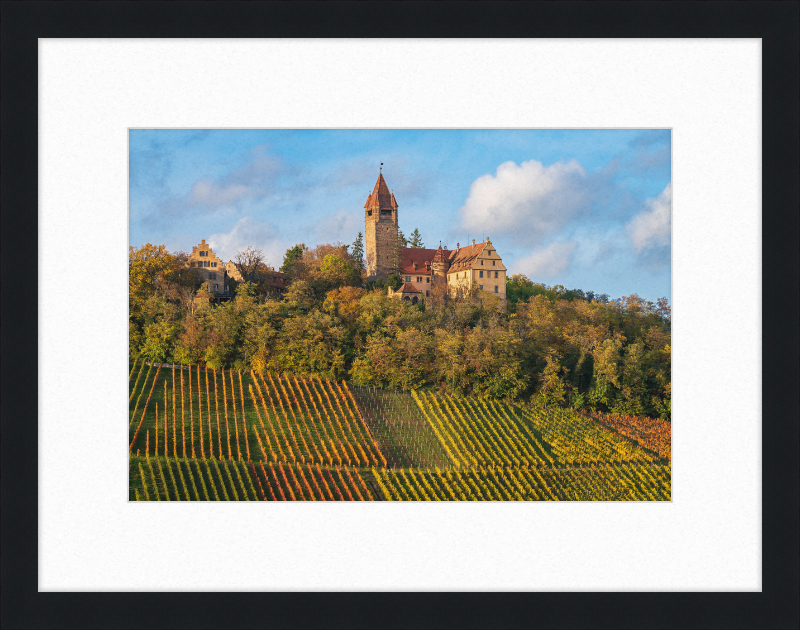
3, 1, 797, 628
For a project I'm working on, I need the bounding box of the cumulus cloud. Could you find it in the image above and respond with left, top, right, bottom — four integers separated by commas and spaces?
185, 145, 285, 210
627, 183, 671, 252
458, 159, 603, 246
208, 216, 283, 266
513, 241, 578, 280
313, 208, 361, 246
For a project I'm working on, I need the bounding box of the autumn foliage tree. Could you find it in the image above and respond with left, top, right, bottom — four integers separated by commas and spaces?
130, 243, 671, 418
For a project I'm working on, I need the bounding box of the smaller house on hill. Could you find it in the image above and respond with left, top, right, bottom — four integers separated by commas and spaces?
388, 281, 424, 304
225, 260, 287, 298
187, 240, 228, 294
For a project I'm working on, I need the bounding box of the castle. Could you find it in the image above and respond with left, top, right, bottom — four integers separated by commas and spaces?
364, 172, 507, 305
187, 240, 286, 298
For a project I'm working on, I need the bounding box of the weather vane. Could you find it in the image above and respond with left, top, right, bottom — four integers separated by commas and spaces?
380, 162, 383, 173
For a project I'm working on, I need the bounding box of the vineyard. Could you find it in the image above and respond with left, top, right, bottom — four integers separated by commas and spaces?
129, 360, 671, 501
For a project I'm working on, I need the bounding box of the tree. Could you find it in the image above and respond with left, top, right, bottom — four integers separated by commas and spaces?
234, 246, 265, 284
351, 232, 365, 273
398, 230, 408, 248
409, 228, 424, 248
129, 244, 194, 315
280, 243, 307, 278
386, 274, 402, 290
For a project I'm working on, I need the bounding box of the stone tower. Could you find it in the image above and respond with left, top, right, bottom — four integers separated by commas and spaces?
364, 172, 399, 281
431, 243, 449, 287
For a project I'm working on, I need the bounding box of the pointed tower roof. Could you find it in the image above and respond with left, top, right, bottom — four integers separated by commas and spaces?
364, 173, 399, 210
432, 244, 447, 263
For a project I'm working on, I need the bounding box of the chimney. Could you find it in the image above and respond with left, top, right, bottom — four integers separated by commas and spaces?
201, 239, 205, 244
472, 238, 475, 246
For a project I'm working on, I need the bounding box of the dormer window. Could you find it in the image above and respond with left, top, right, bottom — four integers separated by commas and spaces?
413, 263, 418, 271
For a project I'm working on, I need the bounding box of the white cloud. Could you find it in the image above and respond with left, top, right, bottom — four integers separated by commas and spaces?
458, 159, 599, 245
208, 216, 283, 267
189, 180, 251, 207
185, 145, 284, 210
513, 241, 578, 280
313, 208, 360, 246
627, 183, 671, 252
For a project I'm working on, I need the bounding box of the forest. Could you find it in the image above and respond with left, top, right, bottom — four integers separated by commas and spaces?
129, 241, 671, 420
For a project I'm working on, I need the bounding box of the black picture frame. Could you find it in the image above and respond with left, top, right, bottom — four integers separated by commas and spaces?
2, 2, 797, 628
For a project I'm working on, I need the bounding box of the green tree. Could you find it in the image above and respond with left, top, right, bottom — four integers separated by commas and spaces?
409, 228, 424, 248
280, 243, 307, 278
386, 273, 402, 290
351, 232, 365, 273
319, 253, 360, 289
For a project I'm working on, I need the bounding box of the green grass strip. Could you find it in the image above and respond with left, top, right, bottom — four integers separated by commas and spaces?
221, 459, 240, 500
237, 461, 258, 500
164, 457, 182, 500
129, 357, 141, 384
145, 457, 160, 501
191, 459, 211, 501
200, 459, 220, 501
209, 459, 229, 501
137, 463, 151, 501
130, 363, 154, 425
237, 461, 254, 500
174, 457, 196, 500
129, 359, 145, 400
154, 457, 171, 501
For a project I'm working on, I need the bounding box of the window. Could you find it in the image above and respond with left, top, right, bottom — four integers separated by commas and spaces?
199, 251, 204, 257
413, 263, 417, 271
479, 270, 483, 278
212, 262, 216, 267
492, 260, 496, 266
213, 284, 218, 291
405, 276, 411, 282
479, 285, 483, 290
426, 265, 430, 271
417, 276, 422, 283
481, 260, 484, 265
426, 277, 430, 283
494, 271, 499, 278
426, 290, 430, 297
494, 285, 499, 293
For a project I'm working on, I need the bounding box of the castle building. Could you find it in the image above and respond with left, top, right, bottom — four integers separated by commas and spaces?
186, 240, 287, 298
225, 260, 287, 297
187, 239, 228, 293
364, 172, 507, 304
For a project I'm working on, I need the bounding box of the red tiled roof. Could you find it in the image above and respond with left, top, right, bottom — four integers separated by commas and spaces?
399, 247, 451, 275
364, 173, 398, 210
396, 282, 423, 294
448, 241, 487, 268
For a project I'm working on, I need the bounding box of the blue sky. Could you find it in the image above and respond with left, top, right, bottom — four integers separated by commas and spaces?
129, 129, 671, 301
